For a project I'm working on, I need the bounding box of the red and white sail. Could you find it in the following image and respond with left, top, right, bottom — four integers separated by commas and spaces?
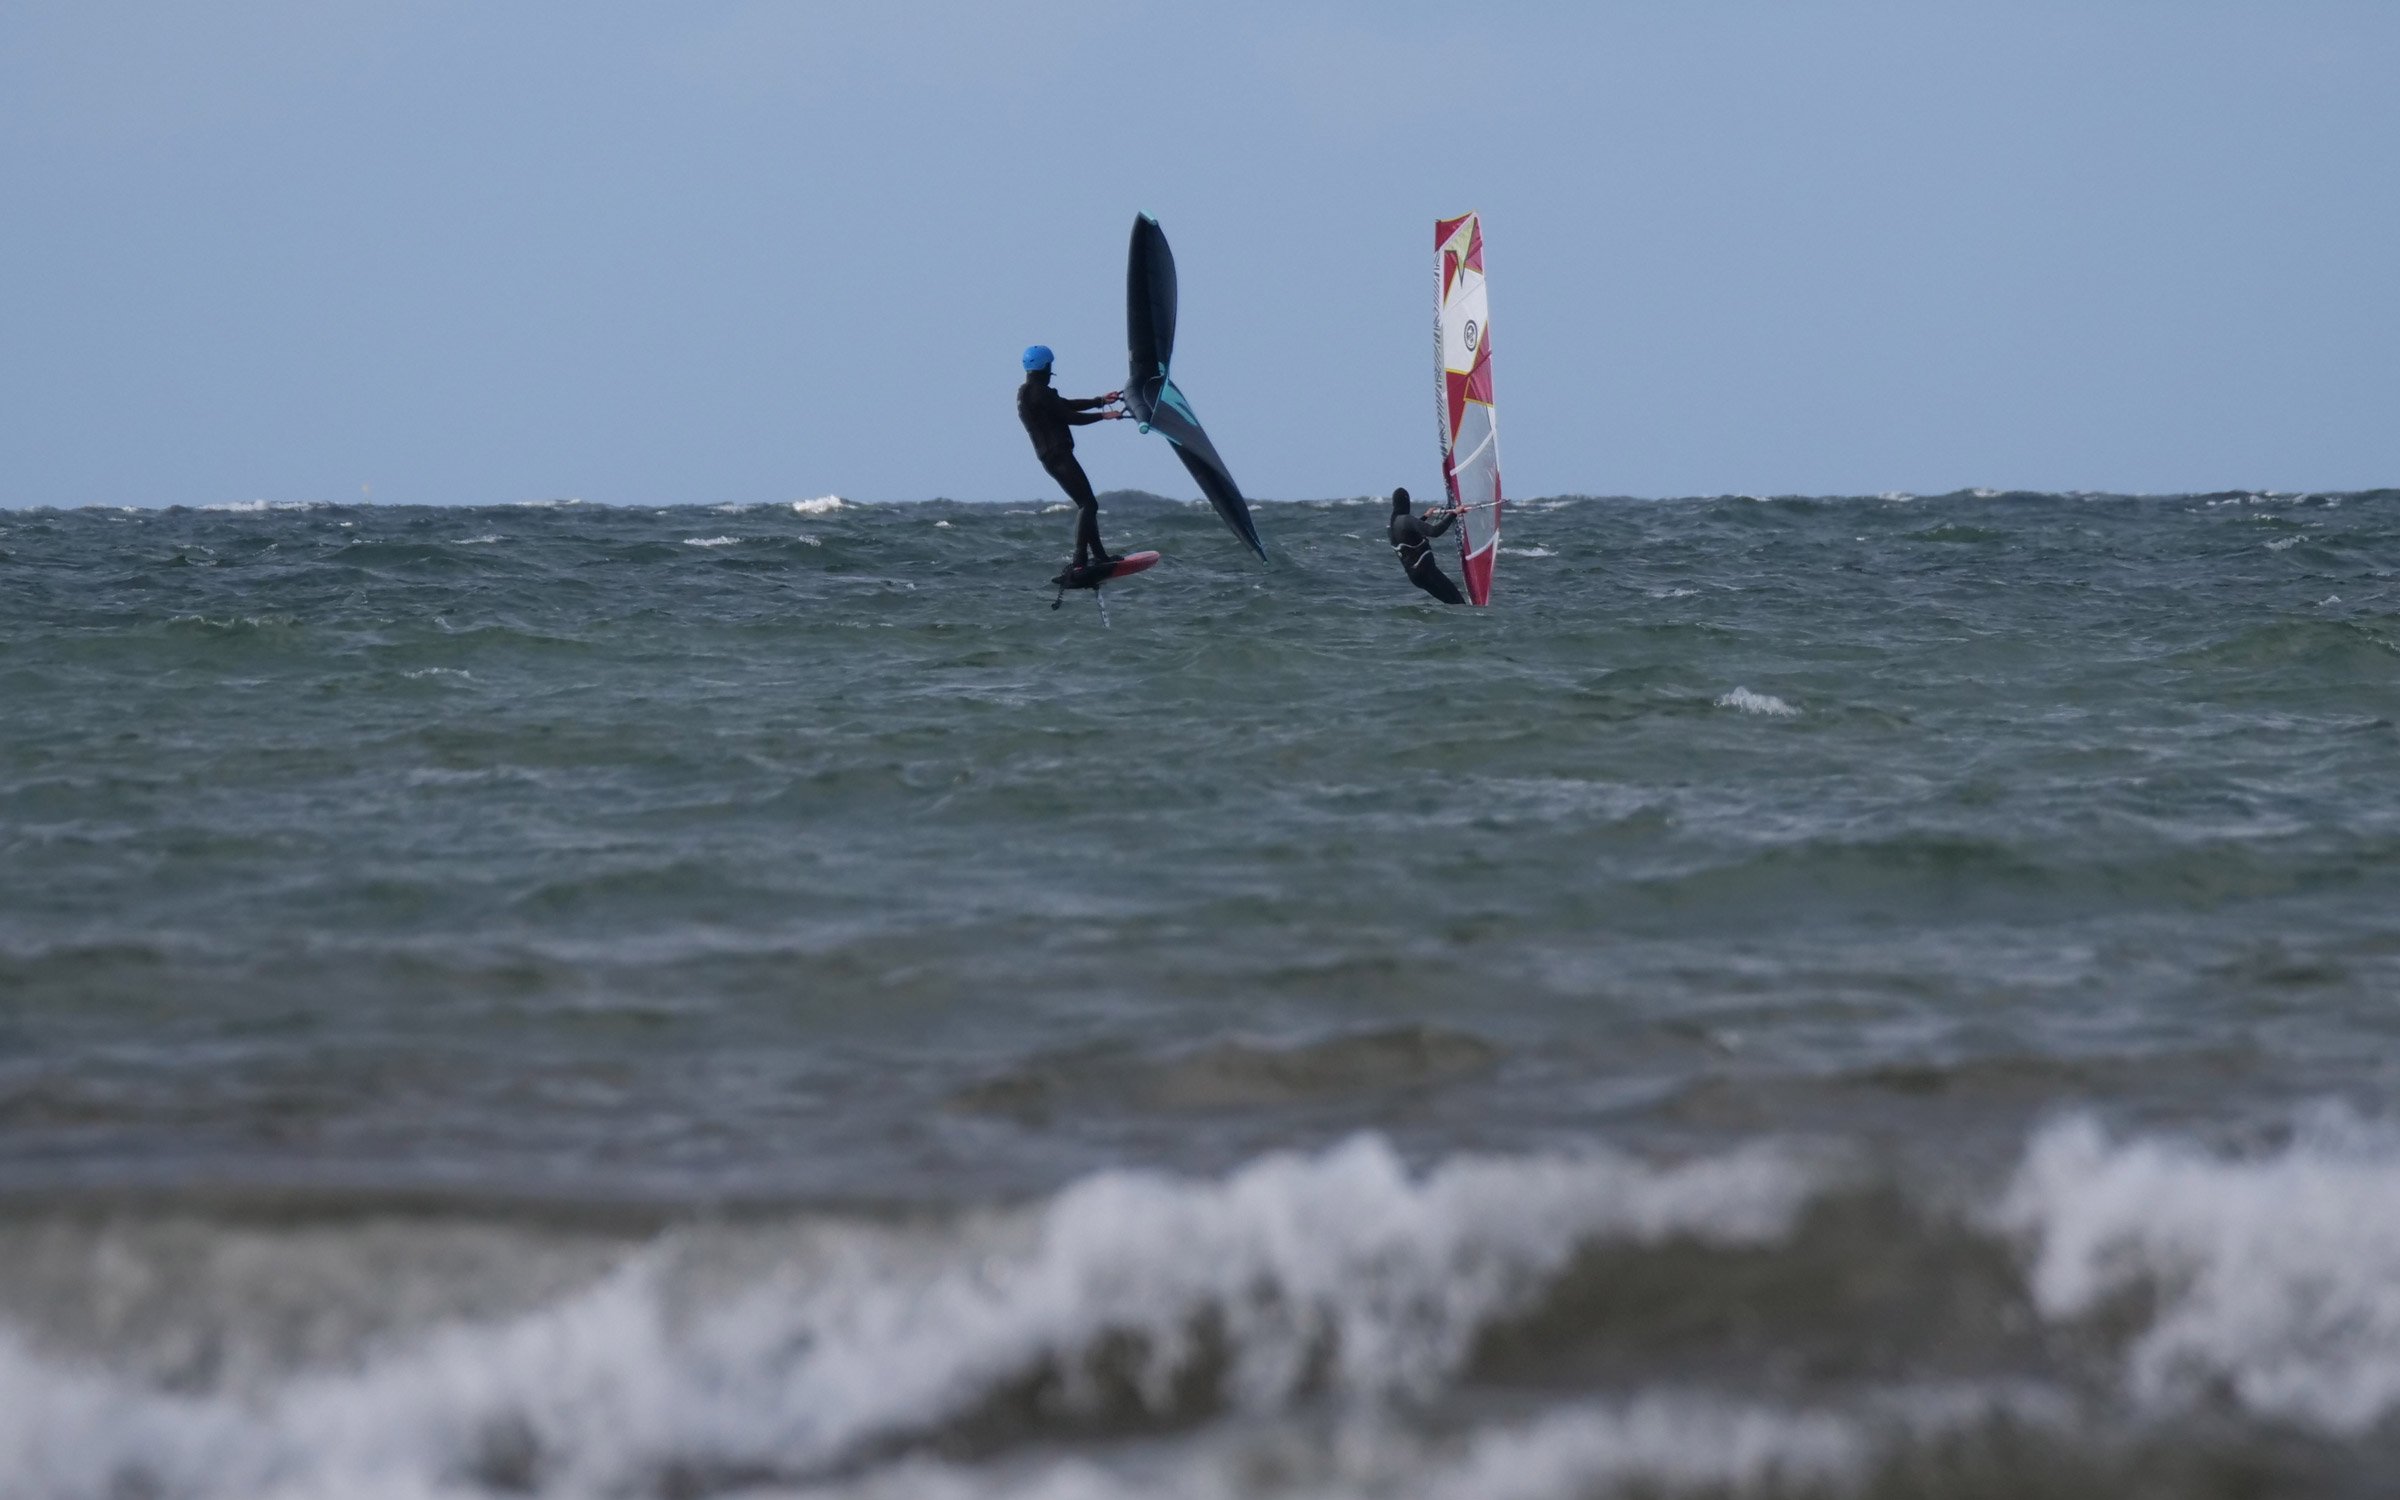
1436, 212, 1500, 606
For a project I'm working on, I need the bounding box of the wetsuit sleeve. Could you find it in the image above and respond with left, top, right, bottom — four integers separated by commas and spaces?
1422, 507, 1458, 537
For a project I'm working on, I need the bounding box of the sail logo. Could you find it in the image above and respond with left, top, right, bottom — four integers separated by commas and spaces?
1464, 320, 1480, 353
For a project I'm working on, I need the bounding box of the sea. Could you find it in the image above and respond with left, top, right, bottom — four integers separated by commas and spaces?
3, 487, 2399, 1499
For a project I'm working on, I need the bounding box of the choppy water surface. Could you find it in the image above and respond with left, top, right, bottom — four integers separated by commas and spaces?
4, 489, 2399, 1498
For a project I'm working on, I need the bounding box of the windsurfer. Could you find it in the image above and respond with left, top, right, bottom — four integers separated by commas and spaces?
1389, 487, 1466, 605
1017, 345, 1129, 575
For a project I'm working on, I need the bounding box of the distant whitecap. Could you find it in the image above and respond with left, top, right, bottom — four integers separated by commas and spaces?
1717, 687, 1799, 717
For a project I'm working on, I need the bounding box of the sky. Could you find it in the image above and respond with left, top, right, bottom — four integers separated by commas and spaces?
2, 2, 2395, 507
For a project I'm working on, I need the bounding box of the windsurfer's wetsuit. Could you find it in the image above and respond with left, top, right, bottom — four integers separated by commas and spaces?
1018, 372, 1118, 569
1389, 487, 1465, 605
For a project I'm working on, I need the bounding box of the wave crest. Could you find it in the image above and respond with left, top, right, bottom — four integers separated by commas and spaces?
2002, 1111, 2400, 1433
0, 1136, 1822, 1498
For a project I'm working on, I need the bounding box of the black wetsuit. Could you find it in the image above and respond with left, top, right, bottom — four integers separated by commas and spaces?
1018, 373, 1115, 567
1390, 497, 1465, 605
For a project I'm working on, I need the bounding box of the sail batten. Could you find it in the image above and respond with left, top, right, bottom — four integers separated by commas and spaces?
1436, 213, 1501, 605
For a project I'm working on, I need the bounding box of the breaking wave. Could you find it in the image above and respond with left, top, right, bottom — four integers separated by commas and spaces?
1716, 687, 1799, 717
18, 1116, 2400, 1494
0, 1136, 1819, 1499
2002, 1110, 2400, 1434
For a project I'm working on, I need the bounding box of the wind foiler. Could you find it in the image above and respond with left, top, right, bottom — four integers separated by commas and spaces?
1123, 214, 1267, 559
1436, 212, 1502, 605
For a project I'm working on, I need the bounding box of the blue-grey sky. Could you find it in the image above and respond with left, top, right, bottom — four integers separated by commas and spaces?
3, 2, 2394, 507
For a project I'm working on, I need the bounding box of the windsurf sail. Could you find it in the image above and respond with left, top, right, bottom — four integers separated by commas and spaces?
1124, 214, 1267, 559
1436, 212, 1501, 605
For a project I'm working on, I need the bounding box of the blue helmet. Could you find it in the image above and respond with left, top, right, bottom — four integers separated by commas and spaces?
1021, 344, 1054, 374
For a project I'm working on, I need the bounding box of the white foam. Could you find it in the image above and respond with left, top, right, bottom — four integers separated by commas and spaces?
934, 520, 952, 529
2001, 1112, 2400, 1433
792, 496, 846, 515
400, 668, 470, 680
456, 535, 503, 545
0, 1136, 1821, 1499
1500, 545, 1554, 558
1716, 687, 1798, 717
1647, 586, 1699, 599
798, 1397, 1864, 1500
512, 497, 583, 508
2320, 595, 2342, 606
167, 614, 297, 631
1421, 1397, 1861, 1500
682, 536, 740, 548
2265, 536, 2301, 551
199, 499, 323, 513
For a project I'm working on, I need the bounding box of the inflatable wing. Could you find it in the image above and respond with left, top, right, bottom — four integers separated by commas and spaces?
1124, 214, 1266, 559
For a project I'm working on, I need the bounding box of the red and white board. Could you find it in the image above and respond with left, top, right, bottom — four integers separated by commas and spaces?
1061, 550, 1161, 590
1436, 213, 1501, 606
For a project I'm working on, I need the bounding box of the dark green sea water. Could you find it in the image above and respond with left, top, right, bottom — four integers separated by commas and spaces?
4, 489, 2400, 1498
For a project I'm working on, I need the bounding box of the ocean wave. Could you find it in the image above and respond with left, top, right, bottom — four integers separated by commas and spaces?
2172, 617, 2399, 670
198, 499, 326, 513
802, 1397, 1867, 1500
0, 1136, 1821, 1499
2002, 1110, 2400, 1434
164, 613, 301, 633
20, 1115, 2400, 1493
682, 536, 740, 548
792, 497, 847, 515
950, 1026, 1502, 1119
1903, 523, 2007, 543
1716, 687, 1798, 717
